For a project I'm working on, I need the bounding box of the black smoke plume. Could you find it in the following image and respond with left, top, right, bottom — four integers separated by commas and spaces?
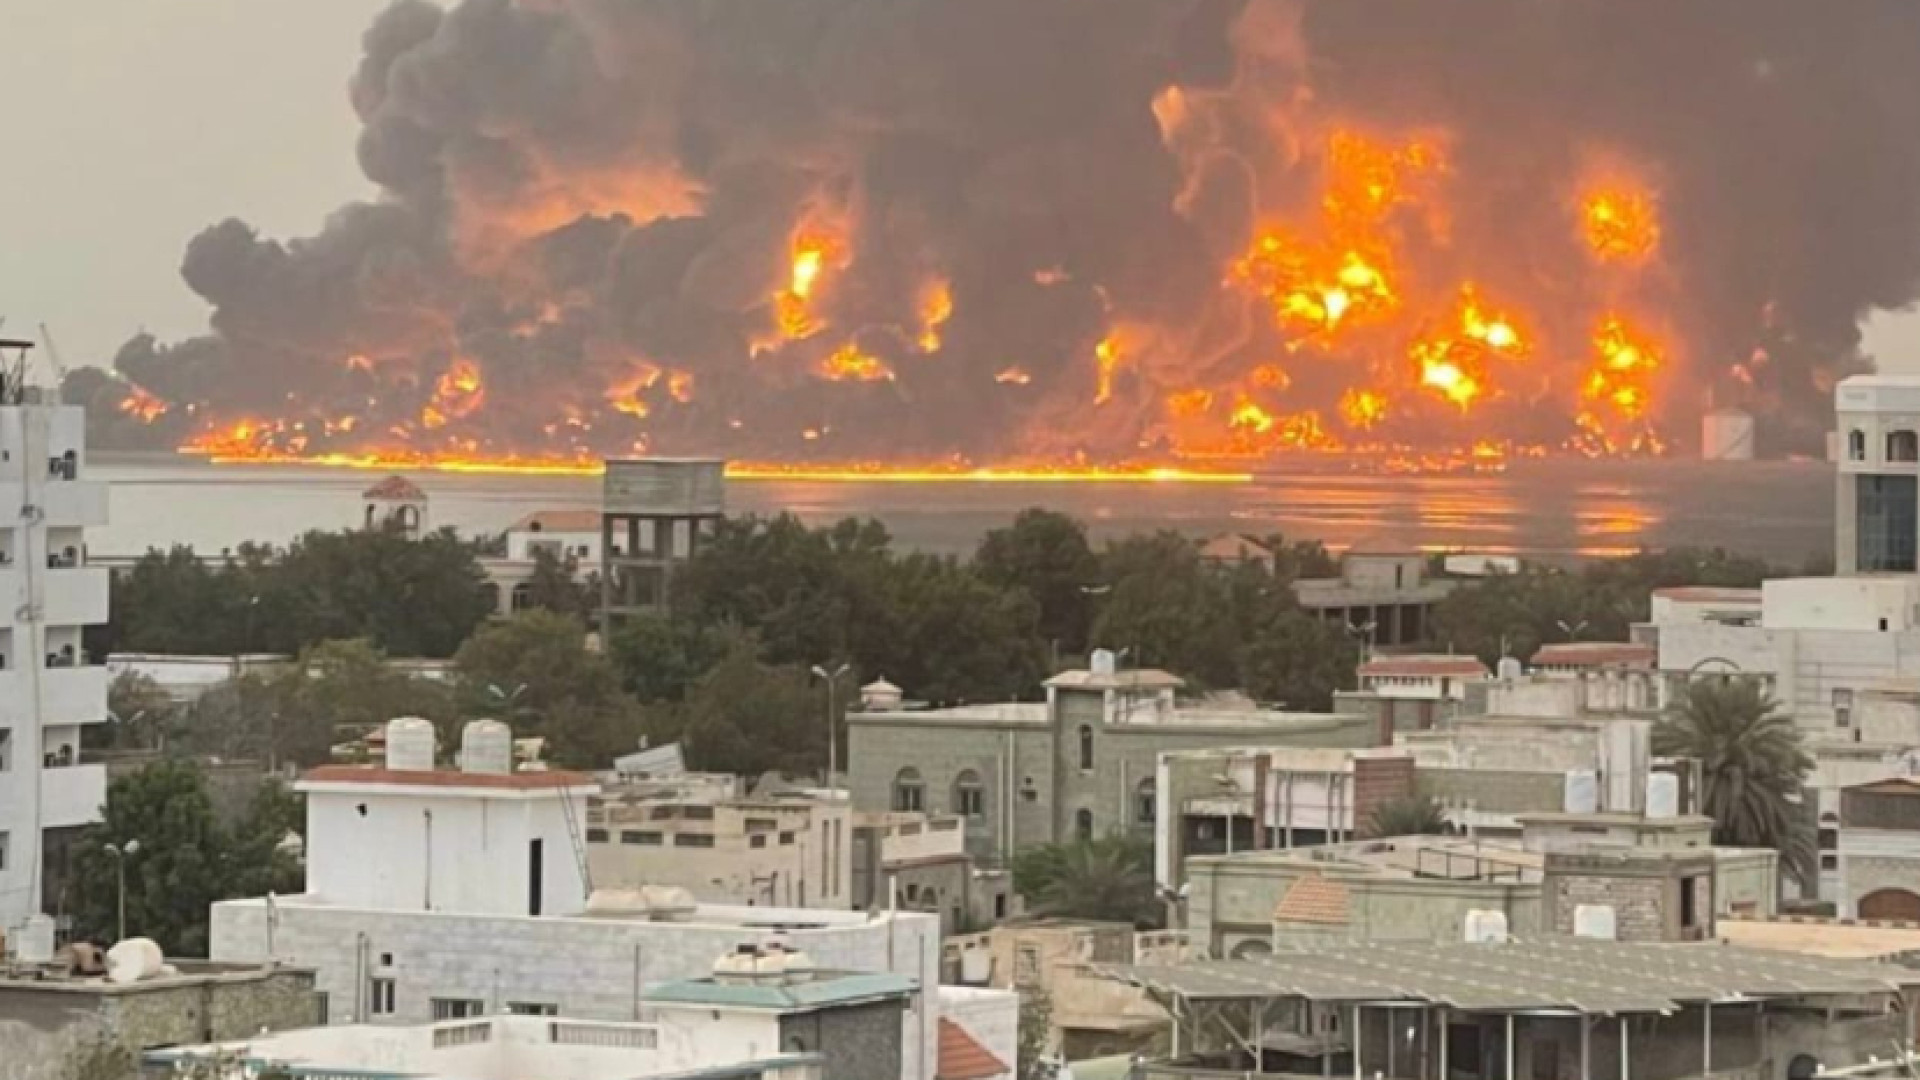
78, 0, 1920, 460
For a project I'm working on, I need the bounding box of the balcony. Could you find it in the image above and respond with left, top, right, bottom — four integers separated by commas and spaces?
40, 761, 107, 828
0, 480, 109, 528
0, 666, 110, 728
0, 565, 110, 627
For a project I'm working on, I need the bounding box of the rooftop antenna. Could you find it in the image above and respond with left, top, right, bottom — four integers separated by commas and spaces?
36, 323, 67, 403
0, 336, 32, 406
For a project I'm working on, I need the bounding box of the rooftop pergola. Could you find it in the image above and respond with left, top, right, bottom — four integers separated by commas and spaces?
1096, 939, 1920, 1080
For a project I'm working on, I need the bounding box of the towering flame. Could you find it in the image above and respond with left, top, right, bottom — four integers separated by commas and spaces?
80, 0, 1920, 474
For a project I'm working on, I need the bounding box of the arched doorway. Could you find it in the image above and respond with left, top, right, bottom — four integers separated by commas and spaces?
1858, 888, 1920, 922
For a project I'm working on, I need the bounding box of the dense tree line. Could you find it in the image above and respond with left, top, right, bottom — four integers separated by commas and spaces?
99, 510, 1813, 780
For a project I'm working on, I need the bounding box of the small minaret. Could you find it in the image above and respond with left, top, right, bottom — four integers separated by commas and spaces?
362, 475, 428, 539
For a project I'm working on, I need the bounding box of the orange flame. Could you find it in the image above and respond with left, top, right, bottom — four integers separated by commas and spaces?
1580, 182, 1661, 265
917, 279, 953, 353
819, 344, 893, 382
117, 385, 171, 422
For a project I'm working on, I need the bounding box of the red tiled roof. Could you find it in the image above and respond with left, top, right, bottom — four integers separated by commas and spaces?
1359, 655, 1488, 678
939, 1018, 1010, 1080
509, 509, 603, 533
1273, 875, 1351, 925
1652, 586, 1761, 603
1530, 642, 1656, 668
301, 765, 595, 791
363, 475, 426, 501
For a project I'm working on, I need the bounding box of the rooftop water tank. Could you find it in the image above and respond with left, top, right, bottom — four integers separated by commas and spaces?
1573, 905, 1618, 940
385, 716, 436, 772
1464, 909, 1509, 944
461, 719, 513, 775
1702, 407, 1755, 461
1090, 649, 1117, 676
1645, 771, 1681, 819
105, 938, 165, 985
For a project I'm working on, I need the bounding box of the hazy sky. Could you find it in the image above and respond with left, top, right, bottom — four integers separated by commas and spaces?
4, 0, 1917, 376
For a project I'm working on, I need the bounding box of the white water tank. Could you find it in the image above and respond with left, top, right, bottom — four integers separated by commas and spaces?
1646, 771, 1680, 819
1090, 649, 1117, 676
385, 716, 436, 772
1563, 770, 1600, 814
106, 938, 165, 985
1702, 408, 1755, 461
461, 720, 513, 775
1464, 910, 1509, 944
1574, 905, 1618, 941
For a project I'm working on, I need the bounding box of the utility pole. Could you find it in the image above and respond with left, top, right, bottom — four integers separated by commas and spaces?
811, 663, 851, 789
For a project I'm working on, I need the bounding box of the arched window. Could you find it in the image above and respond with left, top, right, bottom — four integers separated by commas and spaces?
1078, 725, 1094, 771
1890, 429, 1919, 463
510, 582, 533, 612
1074, 807, 1094, 841
1850, 429, 1868, 461
1135, 778, 1157, 829
893, 767, 924, 813
953, 770, 985, 818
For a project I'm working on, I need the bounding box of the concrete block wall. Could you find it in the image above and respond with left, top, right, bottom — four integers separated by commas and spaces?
1550, 873, 1666, 940
1352, 756, 1415, 834
211, 900, 940, 1080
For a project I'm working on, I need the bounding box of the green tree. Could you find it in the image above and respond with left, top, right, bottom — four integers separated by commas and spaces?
102, 545, 254, 654
1011, 834, 1162, 928
1238, 611, 1359, 710
522, 545, 593, 617
1016, 989, 1058, 1080
265, 528, 492, 657
606, 611, 732, 704
1091, 533, 1240, 686
69, 763, 297, 954
975, 509, 1101, 660
1367, 794, 1449, 838
649, 638, 825, 778
1655, 679, 1816, 884
99, 671, 174, 752
454, 610, 642, 768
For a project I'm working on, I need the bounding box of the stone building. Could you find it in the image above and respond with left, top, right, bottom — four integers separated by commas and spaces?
1291, 546, 1454, 647
1837, 775, 1920, 920
847, 654, 1378, 867
0, 957, 321, 1080
586, 779, 853, 909
849, 811, 1014, 935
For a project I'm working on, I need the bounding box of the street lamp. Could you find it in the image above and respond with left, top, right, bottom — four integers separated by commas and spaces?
487, 683, 529, 719
1344, 620, 1378, 687
104, 840, 140, 941
810, 663, 851, 789
1212, 773, 1241, 856
1556, 619, 1590, 641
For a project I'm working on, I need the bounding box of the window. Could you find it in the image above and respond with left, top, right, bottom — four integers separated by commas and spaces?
1078, 725, 1094, 771
674, 834, 715, 848
1857, 475, 1918, 572
994, 893, 1007, 920
1821, 853, 1840, 872
621, 831, 662, 846
1678, 876, 1700, 930
1075, 807, 1094, 841
779, 831, 796, 846
585, 828, 609, 843
508, 1002, 559, 1016
1850, 428, 1868, 461
683, 806, 715, 821
431, 998, 484, 1020
1135, 778, 1157, 828
1834, 688, 1854, 728
0, 831, 8, 872
745, 817, 779, 833
1015, 946, 1041, 986
368, 977, 397, 1016
751, 834, 767, 849
1891, 430, 1919, 463
954, 771, 985, 818
650, 807, 677, 820
893, 768, 925, 813
0, 730, 10, 772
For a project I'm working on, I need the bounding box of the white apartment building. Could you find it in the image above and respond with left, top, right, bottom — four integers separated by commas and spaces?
211, 718, 946, 1080
0, 387, 110, 952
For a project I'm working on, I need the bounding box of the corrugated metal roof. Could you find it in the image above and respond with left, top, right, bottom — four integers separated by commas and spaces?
1095, 938, 1920, 1015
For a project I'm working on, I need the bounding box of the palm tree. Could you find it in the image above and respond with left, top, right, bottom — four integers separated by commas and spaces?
1654, 678, 1816, 884
1010, 833, 1162, 928
1367, 794, 1450, 838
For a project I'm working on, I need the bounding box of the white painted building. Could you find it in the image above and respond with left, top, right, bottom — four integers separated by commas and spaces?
211, 719, 945, 1080
149, 1012, 823, 1080
508, 510, 604, 564
1355, 654, 1489, 702
1835, 374, 1920, 574
0, 388, 110, 951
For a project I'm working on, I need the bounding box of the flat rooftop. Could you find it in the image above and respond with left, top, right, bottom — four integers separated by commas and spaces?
224, 893, 909, 933
1719, 917, 1920, 961
1098, 938, 1920, 1014
0, 958, 301, 994
1192, 835, 1542, 884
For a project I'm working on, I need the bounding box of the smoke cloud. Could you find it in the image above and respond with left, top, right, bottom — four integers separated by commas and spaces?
85, 0, 1920, 462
